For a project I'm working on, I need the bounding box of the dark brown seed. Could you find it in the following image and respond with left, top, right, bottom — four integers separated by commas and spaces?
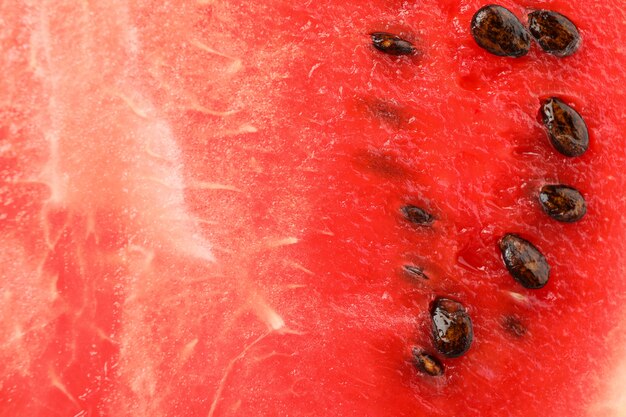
499, 234, 550, 289
539, 184, 587, 222
528, 10, 580, 57
403, 265, 429, 280
371, 32, 415, 56
471, 5, 531, 57
401, 205, 434, 226
540, 97, 589, 157
412, 348, 444, 377
430, 298, 473, 358
502, 315, 527, 338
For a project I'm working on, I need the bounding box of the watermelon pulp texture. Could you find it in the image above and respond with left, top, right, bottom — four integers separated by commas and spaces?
2, 0, 626, 416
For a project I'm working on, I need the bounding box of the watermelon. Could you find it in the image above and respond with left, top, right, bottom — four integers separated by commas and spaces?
2, 1, 626, 416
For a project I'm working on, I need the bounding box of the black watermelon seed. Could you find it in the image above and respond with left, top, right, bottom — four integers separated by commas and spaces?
499, 234, 550, 289
540, 97, 589, 157
403, 265, 429, 280
412, 348, 444, 377
371, 32, 415, 56
430, 298, 473, 358
539, 184, 587, 222
471, 5, 531, 57
502, 315, 527, 338
401, 205, 434, 226
528, 10, 580, 57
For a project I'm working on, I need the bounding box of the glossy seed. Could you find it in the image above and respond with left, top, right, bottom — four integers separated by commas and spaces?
539, 184, 587, 222
412, 348, 444, 377
401, 205, 434, 226
403, 265, 429, 280
371, 32, 415, 56
471, 5, 531, 57
499, 234, 550, 289
540, 98, 589, 157
528, 10, 580, 57
430, 298, 473, 358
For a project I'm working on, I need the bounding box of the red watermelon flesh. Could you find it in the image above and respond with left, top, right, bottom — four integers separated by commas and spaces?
1, 1, 626, 416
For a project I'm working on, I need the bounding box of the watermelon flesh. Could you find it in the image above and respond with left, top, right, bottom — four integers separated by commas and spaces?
2, 0, 626, 416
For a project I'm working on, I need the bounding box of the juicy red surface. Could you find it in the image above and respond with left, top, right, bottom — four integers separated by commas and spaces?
1, 1, 626, 417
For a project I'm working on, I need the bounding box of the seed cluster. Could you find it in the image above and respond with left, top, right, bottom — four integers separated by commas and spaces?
370, 4, 590, 379
470, 5, 581, 58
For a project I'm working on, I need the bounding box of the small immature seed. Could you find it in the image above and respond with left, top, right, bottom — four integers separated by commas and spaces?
403, 265, 429, 280
540, 97, 589, 157
499, 234, 550, 289
471, 5, 531, 57
412, 348, 444, 377
539, 184, 587, 222
401, 205, 434, 226
367, 99, 403, 126
371, 32, 415, 56
430, 298, 473, 358
502, 315, 527, 338
528, 10, 580, 57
